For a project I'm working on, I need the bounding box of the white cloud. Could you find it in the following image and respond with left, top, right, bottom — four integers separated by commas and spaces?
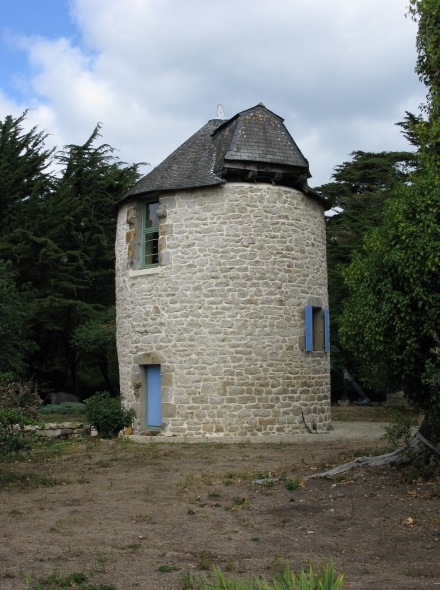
0, 0, 426, 186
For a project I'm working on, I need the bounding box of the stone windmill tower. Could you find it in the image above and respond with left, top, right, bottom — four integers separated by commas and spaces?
115, 103, 331, 437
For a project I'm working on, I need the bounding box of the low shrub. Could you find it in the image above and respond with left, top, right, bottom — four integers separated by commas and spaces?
0, 408, 41, 457
84, 391, 135, 438
198, 560, 344, 590
382, 409, 418, 449
0, 381, 42, 420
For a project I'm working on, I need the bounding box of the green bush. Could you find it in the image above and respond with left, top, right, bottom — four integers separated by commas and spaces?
0, 381, 42, 420
84, 392, 135, 439
0, 408, 40, 457
382, 409, 418, 449
198, 560, 344, 590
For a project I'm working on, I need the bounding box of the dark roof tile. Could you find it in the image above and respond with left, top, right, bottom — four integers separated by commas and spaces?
122, 104, 329, 209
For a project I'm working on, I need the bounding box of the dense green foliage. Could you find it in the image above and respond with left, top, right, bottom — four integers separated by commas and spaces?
0, 115, 142, 394
71, 308, 119, 395
198, 561, 344, 590
338, 0, 440, 441
0, 260, 36, 379
381, 410, 419, 450
0, 381, 42, 420
408, 0, 440, 161
0, 111, 54, 231
0, 408, 38, 457
0, 382, 43, 456
315, 151, 415, 369
339, 166, 440, 438
84, 391, 136, 438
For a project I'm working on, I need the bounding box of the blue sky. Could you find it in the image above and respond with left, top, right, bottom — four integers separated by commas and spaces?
0, 1, 77, 98
0, 0, 426, 187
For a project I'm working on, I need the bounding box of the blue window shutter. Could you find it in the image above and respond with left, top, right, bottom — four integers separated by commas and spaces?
305, 306, 313, 351
324, 308, 330, 353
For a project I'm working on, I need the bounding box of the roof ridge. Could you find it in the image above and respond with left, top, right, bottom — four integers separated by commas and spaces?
118, 104, 330, 210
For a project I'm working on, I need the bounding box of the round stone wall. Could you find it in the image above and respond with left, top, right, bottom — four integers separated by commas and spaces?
116, 183, 331, 436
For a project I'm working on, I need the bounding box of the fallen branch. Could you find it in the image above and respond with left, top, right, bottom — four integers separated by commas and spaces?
307, 433, 440, 478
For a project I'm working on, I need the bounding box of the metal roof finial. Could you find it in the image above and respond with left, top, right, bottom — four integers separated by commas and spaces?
215, 104, 226, 120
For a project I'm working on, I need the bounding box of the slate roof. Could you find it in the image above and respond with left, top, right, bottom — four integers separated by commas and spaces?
123, 104, 329, 208
213, 105, 309, 171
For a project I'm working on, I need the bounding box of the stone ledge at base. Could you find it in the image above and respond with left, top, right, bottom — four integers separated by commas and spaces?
23, 422, 97, 439
122, 421, 388, 444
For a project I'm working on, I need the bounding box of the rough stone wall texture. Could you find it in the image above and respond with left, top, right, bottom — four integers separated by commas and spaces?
116, 183, 330, 436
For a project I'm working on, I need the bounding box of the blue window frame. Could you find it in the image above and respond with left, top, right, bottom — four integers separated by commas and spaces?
142, 201, 159, 267
305, 306, 330, 352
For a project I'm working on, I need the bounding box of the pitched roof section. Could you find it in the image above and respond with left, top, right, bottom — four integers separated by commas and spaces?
213, 105, 309, 170
124, 104, 329, 209
125, 119, 225, 198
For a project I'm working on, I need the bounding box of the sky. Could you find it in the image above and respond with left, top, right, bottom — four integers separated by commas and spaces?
0, 0, 426, 188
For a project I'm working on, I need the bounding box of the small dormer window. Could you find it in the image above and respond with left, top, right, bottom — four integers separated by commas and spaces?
142, 201, 159, 267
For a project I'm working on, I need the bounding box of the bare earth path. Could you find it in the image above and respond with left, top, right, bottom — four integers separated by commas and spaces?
1, 414, 439, 590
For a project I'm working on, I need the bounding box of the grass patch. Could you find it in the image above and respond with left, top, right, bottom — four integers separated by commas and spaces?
39, 403, 87, 424
158, 564, 179, 572
10, 508, 22, 516
28, 570, 117, 590
0, 471, 67, 491
233, 495, 250, 509
284, 478, 301, 491
180, 571, 195, 589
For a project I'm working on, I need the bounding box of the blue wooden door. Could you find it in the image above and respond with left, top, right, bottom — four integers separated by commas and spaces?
146, 365, 161, 428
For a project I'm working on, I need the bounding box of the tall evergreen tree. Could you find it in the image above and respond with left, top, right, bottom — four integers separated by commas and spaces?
26, 126, 142, 392
0, 260, 36, 380
339, 0, 440, 445
0, 116, 142, 393
0, 111, 54, 238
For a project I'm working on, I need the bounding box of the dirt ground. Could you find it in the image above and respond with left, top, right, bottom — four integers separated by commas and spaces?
1, 411, 439, 590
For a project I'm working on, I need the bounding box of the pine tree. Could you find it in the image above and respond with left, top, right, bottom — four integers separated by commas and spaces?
0, 117, 142, 393
27, 126, 142, 393
0, 111, 54, 238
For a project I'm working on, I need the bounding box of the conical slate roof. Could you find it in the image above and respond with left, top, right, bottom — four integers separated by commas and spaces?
123, 104, 328, 208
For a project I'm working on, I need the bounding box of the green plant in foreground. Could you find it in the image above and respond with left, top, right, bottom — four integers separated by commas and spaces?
285, 478, 300, 492
198, 560, 344, 590
381, 410, 418, 450
28, 570, 117, 589
159, 564, 179, 572
84, 391, 135, 439
181, 571, 195, 589
0, 408, 41, 457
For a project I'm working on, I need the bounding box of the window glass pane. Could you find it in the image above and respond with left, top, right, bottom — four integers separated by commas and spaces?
144, 231, 159, 266
145, 202, 159, 229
